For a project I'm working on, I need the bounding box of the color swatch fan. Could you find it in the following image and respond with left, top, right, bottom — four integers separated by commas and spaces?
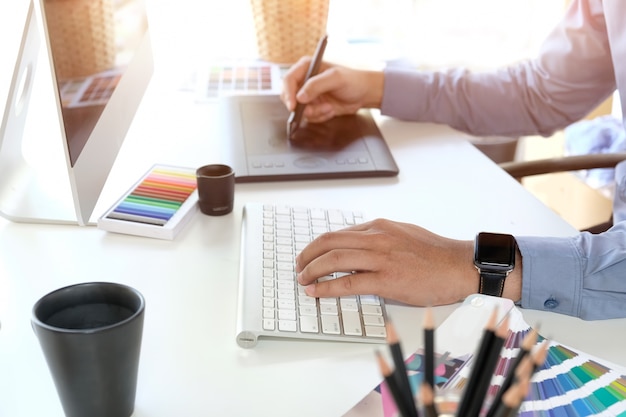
344, 295, 626, 417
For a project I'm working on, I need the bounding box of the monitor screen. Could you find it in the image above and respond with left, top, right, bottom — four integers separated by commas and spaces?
0, 0, 153, 225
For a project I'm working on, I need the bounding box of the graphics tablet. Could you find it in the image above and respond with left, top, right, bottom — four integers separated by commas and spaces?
217, 95, 399, 183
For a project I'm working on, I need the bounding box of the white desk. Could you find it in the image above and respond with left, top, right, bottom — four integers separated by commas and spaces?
3, 102, 626, 416
2, 1, 626, 416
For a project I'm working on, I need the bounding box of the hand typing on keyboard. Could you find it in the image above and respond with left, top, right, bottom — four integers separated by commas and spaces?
236, 203, 391, 348
295, 218, 500, 307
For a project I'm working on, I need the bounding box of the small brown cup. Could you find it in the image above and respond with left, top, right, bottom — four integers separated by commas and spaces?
196, 164, 235, 216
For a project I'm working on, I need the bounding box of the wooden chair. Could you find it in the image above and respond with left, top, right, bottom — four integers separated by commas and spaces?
499, 152, 626, 233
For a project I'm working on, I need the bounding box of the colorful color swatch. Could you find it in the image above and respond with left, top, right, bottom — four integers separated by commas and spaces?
363, 305, 626, 417
106, 166, 197, 226
442, 308, 626, 417
198, 62, 284, 99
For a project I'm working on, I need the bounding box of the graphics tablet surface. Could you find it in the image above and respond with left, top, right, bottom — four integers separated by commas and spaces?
218, 95, 399, 182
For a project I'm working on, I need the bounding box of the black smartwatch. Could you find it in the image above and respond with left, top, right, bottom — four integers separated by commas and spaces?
473, 232, 517, 297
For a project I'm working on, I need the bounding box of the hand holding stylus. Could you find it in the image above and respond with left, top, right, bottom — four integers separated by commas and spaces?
287, 34, 328, 138
281, 52, 385, 128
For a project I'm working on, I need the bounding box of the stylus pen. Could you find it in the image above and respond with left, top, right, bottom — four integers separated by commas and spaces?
287, 34, 328, 138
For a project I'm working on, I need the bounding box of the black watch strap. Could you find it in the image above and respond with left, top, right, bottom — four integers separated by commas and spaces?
478, 270, 507, 297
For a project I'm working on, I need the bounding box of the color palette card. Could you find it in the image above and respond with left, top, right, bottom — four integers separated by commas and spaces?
97, 164, 199, 240
190, 61, 286, 101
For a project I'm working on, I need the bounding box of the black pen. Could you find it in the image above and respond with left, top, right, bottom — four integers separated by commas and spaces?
287, 34, 328, 138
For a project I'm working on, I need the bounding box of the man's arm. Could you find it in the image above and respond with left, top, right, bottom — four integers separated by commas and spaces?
381, 0, 616, 137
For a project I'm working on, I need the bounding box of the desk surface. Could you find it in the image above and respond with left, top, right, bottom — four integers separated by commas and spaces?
2, 1, 626, 416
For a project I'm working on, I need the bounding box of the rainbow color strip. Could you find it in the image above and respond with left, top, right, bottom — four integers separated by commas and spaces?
106, 166, 197, 226
519, 348, 626, 416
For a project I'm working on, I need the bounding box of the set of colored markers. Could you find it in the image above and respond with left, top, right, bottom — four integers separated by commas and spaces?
376, 307, 548, 417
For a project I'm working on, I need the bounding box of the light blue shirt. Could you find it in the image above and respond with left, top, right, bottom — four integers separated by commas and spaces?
380, 0, 626, 319
517, 160, 626, 320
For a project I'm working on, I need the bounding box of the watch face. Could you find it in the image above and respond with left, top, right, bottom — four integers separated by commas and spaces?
474, 232, 516, 270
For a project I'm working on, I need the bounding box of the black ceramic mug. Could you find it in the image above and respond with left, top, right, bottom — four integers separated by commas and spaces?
31, 282, 145, 417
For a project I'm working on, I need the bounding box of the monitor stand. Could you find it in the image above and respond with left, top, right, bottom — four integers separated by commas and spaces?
0, 1, 78, 224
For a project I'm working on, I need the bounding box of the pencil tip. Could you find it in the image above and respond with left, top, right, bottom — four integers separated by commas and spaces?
533, 339, 550, 367
375, 349, 392, 377
385, 320, 399, 344
486, 305, 499, 330
420, 381, 434, 405
521, 327, 539, 350
424, 306, 435, 329
496, 313, 510, 338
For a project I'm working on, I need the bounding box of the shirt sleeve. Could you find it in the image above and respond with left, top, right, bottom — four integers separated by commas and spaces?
515, 221, 626, 320
380, 0, 616, 137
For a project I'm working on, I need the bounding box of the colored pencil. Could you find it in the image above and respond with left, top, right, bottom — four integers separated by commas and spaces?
467, 313, 510, 417
490, 359, 532, 417
375, 350, 413, 417
485, 326, 538, 417
419, 382, 439, 417
386, 321, 419, 417
424, 307, 435, 389
455, 307, 499, 417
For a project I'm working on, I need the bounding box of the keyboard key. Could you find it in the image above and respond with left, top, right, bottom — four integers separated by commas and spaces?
263, 319, 276, 331
298, 295, 316, 305
277, 280, 294, 290
277, 290, 294, 299
363, 315, 385, 327
361, 305, 384, 316
309, 208, 325, 220
365, 326, 387, 338
359, 294, 381, 305
278, 310, 296, 321
321, 315, 341, 335
320, 304, 338, 315
340, 299, 359, 312
278, 320, 297, 332
342, 311, 363, 336
299, 305, 318, 316
299, 316, 319, 333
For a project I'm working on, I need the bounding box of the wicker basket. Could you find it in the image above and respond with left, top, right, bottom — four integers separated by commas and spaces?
250, 0, 329, 64
43, 0, 116, 79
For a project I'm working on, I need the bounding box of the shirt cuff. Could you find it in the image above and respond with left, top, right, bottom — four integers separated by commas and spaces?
515, 235, 583, 317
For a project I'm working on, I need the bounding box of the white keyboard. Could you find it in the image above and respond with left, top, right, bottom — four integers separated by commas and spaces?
236, 203, 389, 348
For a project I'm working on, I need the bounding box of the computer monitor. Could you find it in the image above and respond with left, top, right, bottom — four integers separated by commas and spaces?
0, 0, 153, 226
